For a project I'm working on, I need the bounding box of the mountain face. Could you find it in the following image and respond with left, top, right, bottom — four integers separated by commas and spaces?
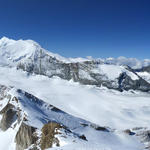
0, 37, 150, 92
135, 66, 150, 84
18, 60, 150, 92
0, 37, 150, 150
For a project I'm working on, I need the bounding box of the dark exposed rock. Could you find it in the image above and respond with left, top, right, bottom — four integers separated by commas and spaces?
12, 97, 19, 103
40, 122, 61, 150
132, 127, 146, 131
118, 72, 150, 92
136, 130, 150, 143
15, 122, 38, 150
134, 129, 150, 150
90, 124, 109, 132
0, 103, 17, 131
28, 146, 39, 150
79, 134, 87, 141
80, 123, 89, 127
50, 106, 64, 113
145, 146, 150, 150
123, 129, 135, 135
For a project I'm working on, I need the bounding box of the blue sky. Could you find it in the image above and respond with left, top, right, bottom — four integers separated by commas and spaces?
0, 0, 150, 59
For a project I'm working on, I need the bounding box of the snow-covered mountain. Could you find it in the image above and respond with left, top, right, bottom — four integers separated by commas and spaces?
0, 37, 150, 150
1, 37, 150, 68
0, 37, 88, 66
0, 37, 150, 92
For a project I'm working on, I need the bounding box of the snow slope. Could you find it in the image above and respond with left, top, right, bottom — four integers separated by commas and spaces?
92, 64, 139, 80
137, 72, 150, 83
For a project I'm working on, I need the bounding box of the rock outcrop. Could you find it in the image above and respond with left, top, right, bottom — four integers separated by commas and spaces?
15, 123, 38, 150
0, 103, 17, 131
40, 122, 61, 150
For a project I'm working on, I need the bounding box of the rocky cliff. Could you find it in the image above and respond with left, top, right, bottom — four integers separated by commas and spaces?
17, 54, 150, 92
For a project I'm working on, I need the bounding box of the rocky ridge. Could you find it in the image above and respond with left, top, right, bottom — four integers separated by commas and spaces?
0, 85, 108, 150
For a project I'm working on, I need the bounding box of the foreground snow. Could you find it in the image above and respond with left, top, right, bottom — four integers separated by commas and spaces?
0, 83, 144, 150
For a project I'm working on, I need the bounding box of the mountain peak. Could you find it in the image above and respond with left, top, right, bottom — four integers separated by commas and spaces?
0, 37, 90, 65
0, 37, 43, 66
0, 36, 40, 46
0, 36, 11, 41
